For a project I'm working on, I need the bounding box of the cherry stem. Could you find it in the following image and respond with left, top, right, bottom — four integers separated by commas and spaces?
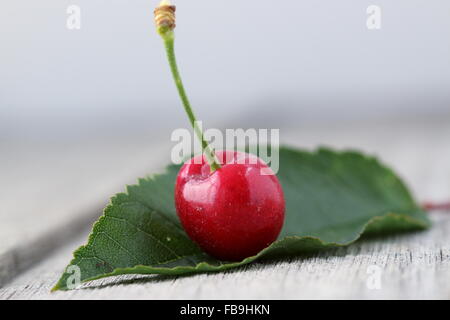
161, 33, 221, 172
423, 201, 450, 211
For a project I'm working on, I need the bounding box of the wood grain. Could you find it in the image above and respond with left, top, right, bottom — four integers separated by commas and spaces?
0, 137, 171, 287
1, 212, 449, 300
1, 116, 449, 299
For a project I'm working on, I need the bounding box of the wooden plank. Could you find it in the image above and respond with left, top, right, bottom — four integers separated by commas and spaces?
0, 137, 171, 287
1, 116, 450, 298
1, 212, 449, 300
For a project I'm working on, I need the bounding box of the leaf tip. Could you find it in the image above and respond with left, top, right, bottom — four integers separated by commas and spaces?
50, 283, 61, 292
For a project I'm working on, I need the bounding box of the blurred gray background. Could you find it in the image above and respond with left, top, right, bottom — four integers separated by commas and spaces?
1, 0, 450, 142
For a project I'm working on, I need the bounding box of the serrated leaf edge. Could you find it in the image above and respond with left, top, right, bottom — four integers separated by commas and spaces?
51, 147, 430, 291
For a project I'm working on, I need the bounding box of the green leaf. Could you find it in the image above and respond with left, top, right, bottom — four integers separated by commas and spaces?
52, 147, 430, 291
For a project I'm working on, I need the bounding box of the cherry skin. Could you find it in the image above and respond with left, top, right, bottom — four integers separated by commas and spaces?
175, 150, 285, 261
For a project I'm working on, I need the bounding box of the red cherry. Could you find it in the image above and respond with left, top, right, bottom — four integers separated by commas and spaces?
175, 150, 285, 261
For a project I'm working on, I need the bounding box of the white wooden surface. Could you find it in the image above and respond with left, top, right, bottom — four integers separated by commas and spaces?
0, 136, 170, 286
1, 116, 450, 299
2, 212, 450, 300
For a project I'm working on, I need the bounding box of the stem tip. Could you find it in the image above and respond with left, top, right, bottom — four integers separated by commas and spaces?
154, 1, 176, 36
